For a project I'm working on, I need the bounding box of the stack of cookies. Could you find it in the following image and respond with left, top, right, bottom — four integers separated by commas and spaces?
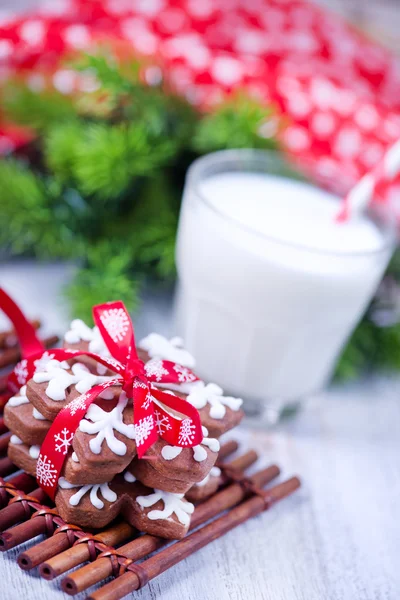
5, 321, 244, 539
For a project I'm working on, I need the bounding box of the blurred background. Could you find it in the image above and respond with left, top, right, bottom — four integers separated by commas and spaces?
1, 0, 400, 381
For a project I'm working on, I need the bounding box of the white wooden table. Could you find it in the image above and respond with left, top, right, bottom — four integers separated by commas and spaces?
1, 261, 400, 600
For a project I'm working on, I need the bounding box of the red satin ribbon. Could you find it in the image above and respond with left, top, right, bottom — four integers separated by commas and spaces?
0, 287, 44, 359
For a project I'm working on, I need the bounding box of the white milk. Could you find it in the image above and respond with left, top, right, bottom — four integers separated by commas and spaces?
175, 165, 394, 402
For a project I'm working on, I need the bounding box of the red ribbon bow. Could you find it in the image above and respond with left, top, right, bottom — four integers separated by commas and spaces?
2, 293, 203, 499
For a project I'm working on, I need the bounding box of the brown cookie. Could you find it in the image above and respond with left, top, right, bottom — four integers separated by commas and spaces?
197, 405, 244, 439
8, 437, 40, 477
183, 383, 244, 438
26, 358, 121, 421
127, 457, 193, 493
4, 401, 51, 446
185, 466, 223, 503
128, 426, 219, 491
55, 474, 193, 538
70, 392, 137, 480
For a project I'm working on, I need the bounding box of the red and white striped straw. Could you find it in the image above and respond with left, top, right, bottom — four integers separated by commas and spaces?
336, 139, 400, 222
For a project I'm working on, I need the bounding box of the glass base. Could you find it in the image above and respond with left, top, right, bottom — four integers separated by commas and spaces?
243, 397, 304, 427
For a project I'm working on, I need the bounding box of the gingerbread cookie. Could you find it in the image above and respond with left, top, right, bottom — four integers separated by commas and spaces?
27, 359, 118, 420
70, 391, 137, 481
55, 474, 194, 538
128, 426, 219, 493
185, 383, 244, 438
4, 386, 51, 446
8, 435, 40, 477
186, 466, 223, 503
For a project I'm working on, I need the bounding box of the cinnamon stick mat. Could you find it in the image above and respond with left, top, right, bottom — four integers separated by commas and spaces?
0, 440, 300, 600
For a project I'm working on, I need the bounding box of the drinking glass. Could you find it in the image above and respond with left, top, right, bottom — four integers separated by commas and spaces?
174, 149, 396, 423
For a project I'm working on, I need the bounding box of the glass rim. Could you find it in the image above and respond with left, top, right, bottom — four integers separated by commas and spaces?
186, 148, 397, 258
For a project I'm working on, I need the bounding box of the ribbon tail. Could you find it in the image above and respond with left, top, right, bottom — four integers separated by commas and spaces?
0, 287, 44, 358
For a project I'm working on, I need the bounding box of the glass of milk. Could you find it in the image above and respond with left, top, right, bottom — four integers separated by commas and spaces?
175, 150, 396, 422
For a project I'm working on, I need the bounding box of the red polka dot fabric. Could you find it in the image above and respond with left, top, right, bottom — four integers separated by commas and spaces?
1, 0, 400, 200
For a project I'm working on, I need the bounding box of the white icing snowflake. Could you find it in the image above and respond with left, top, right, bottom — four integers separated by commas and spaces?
136, 490, 194, 526
58, 478, 117, 509
178, 418, 196, 446
135, 415, 155, 447
33, 360, 114, 401
145, 359, 169, 382
154, 410, 172, 435
54, 427, 74, 455
36, 454, 58, 488
79, 392, 135, 456
67, 393, 90, 416
173, 364, 197, 384
100, 308, 130, 342
33, 351, 55, 373
139, 333, 195, 368
14, 359, 29, 385
186, 382, 243, 419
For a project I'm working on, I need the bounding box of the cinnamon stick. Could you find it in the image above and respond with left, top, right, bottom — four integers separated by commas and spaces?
0, 456, 15, 477
61, 465, 279, 596
0, 433, 11, 456
0, 472, 36, 510
0, 509, 56, 551
0, 418, 8, 436
36, 441, 239, 578
88, 477, 301, 600
38, 523, 135, 579
0, 320, 41, 349
0, 487, 47, 533
0, 334, 59, 369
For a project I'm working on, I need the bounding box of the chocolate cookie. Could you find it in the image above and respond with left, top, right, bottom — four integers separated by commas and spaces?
186, 466, 223, 503
27, 359, 120, 421
128, 426, 219, 492
185, 383, 244, 438
8, 436, 40, 477
55, 474, 194, 538
70, 391, 137, 480
4, 386, 51, 446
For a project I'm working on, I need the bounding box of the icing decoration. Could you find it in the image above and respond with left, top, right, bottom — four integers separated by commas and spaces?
58, 477, 117, 509
79, 392, 135, 456
187, 383, 243, 419
161, 427, 220, 462
197, 466, 222, 487
3, 299, 202, 499
29, 445, 40, 459
33, 360, 114, 401
136, 490, 194, 526
7, 385, 29, 407
123, 471, 136, 483
64, 319, 110, 356
139, 333, 195, 368
72, 451, 79, 462
10, 434, 23, 445
33, 407, 47, 420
